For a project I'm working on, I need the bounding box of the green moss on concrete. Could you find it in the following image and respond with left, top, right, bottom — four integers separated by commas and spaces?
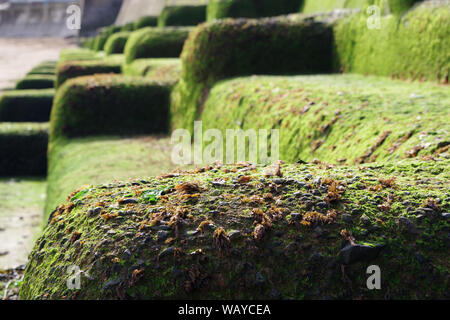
158, 5, 206, 27
171, 17, 334, 132
20, 157, 450, 299
333, 1, 450, 82
120, 22, 136, 32
104, 32, 131, 55
50, 75, 173, 141
44, 135, 187, 220
301, 0, 422, 15
0, 89, 54, 122
55, 59, 122, 88
92, 25, 123, 52
15, 75, 55, 90
124, 27, 192, 64
134, 16, 158, 29
122, 58, 181, 83
0, 178, 46, 211
207, 0, 302, 20
0, 123, 48, 176
301, 0, 366, 13
26, 61, 57, 76
80, 37, 94, 50
92, 34, 109, 52
201, 74, 449, 164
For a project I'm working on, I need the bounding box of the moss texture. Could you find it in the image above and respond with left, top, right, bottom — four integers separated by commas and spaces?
122, 58, 181, 84
55, 59, 122, 88
104, 32, 131, 55
50, 75, 173, 141
134, 16, 158, 29
333, 1, 450, 82
124, 27, 192, 64
0, 89, 54, 122
171, 17, 334, 132
0, 123, 48, 176
200, 74, 449, 164
21, 157, 450, 299
207, 0, 302, 20
15, 75, 55, 90
0, 177, 46, 212
158, 5, 206, 27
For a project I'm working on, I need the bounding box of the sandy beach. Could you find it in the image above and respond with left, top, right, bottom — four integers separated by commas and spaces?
0, 38, 75, 90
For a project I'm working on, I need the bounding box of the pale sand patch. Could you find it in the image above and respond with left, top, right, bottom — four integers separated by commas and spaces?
0, 208, 43, 269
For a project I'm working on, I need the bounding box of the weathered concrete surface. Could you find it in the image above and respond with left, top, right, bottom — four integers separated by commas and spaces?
0, 178, 46, 270
79, 0, 123, 36
0, 0, 81, 38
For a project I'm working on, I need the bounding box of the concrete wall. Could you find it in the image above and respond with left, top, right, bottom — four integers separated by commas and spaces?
0, 1, 82, 37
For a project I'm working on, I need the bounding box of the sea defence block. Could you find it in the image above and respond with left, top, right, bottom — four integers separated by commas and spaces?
79, 0, 124, 37
104, 31, 131, 55
0, 123, 48, 176
26, 61, 57, 76
20, 158, 450, 299
207, 0, 301, 20
124, 27, 192, 63
0, 0, 80, 38
122, 58, 181, 83
59, 49, 101, 63
15, 75, 55, 90
55, 59, 122, 88
171, 17, 334, 131
333, 1, 450, 83
0, 89, 54, 122
301, 0, 423, 15
199, 74, 450, 164
50, 75, 172, 141
158, 5, 206, 26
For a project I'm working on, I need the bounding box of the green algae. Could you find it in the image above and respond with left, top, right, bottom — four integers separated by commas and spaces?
21, 157, 449, 299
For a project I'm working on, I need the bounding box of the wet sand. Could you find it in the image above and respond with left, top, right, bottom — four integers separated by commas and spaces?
0, 38, 73, 270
